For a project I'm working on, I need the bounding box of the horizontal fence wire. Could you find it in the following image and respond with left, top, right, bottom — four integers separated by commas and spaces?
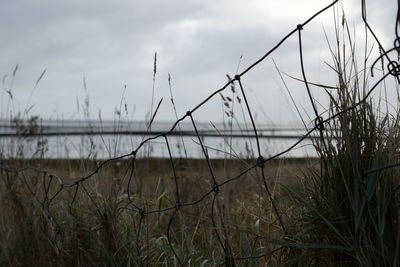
1, 0, 400, 265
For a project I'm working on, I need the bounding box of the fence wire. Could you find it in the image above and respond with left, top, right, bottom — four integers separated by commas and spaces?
1, 0, 400, 265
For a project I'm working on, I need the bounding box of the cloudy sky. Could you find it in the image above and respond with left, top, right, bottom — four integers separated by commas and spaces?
0, 0, 396, 126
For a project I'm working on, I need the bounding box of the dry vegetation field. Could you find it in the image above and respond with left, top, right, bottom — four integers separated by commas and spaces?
0, 157, 315, 266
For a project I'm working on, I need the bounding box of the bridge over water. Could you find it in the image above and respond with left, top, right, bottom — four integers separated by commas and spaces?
0, 119, 311, 139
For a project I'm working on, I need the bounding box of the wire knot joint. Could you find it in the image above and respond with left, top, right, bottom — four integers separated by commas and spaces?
213, 182, 220, 193
257, 156, 265, 169
315, 116, 324, 131
388, 61, 400, 77
139, 208, 146, 218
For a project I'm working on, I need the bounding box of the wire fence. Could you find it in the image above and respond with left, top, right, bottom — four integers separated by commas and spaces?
1, 0, 400, 265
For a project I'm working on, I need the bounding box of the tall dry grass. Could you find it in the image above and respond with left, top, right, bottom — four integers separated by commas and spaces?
281, 12, 400, 267
0, 157, 302, 266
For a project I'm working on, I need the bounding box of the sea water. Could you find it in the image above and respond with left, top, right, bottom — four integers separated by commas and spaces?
0, 120, 317, 159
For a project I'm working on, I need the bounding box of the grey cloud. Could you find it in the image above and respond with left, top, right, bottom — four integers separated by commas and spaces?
0, 0, 397, 124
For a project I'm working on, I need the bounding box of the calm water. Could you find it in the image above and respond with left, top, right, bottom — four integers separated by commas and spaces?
0, 119, 317, 159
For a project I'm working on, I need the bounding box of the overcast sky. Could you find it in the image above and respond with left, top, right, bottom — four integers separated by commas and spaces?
0, 0, 396, 126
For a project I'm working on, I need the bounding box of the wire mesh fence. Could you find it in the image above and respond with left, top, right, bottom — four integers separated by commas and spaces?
1, 0, 400, 265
